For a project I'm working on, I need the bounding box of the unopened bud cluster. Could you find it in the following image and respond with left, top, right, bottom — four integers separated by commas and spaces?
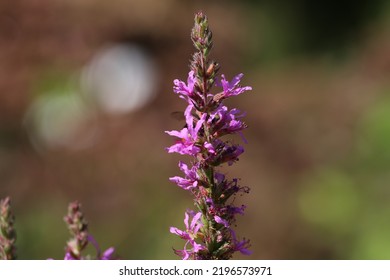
63, 201, 115, 260
0, 197, 17, 260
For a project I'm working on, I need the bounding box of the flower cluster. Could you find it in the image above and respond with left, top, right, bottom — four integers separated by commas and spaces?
0, 197, 17, 260
62, 201, 115, 260
166, 12, 252, 259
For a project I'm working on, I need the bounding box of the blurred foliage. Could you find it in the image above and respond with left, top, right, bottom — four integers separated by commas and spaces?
245, 0, 388, 64
298, 91, 390, 259
358, 95, 390, 165
298, 169, 359, 234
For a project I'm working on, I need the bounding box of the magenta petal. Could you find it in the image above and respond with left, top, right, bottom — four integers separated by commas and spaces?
214, 215, 229, 228
230, 73, 244, 87
193, 114, 206, 135
192, 241, 205, 253
165, 128, 188, 138
190, 212, 202, 229
173, 71, 196, 98
64, 252, 75, 260
218, 73, 252, 98
101, 247, 115, 260
170, 227, 185, 237
187, 70, 195, 90
183, 212, 190, 229
237, 246, 252, 255
204, 142, 215, 154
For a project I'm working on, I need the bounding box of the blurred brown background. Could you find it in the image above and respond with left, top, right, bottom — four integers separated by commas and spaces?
1, 0, 390, 259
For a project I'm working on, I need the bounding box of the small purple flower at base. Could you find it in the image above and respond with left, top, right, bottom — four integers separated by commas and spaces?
231, 230, 252, 256
101, 247, 116, 260
60, 234, 116, 260
170, 212, 203, 241
234, 239, 252, 256
88, 234, 116, 260
218, 73, 252, 99
64, 252, 76, 260
170, 211, 205, 260
173, 248, 190, 260
169, 161, 199, 190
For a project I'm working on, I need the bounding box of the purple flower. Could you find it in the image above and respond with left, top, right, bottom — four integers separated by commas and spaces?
60, 236, 116, 260
222, 144, 244, 166
218, 73, 252, 98
87, 234, 116, 260
214, 172, 225, 184
208, 105, 247, 139
165, 105, 206, 156
173, 248, 190, 260
214, 215, 229, 228
173, 71, 196, 101
231, 230, 252, 255
101, 247, 116, 260
233, 238, 252, 255
170, 211, 205, 260
206, 140, 244, 166
204, 141, 216, 154
169, 161, 199, 190
227, 204, 246, 216
64, 252, 75, 260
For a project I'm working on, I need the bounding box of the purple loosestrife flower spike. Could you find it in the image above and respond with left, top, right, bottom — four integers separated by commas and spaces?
0, 197, 17, 260
166, 12, 251, 260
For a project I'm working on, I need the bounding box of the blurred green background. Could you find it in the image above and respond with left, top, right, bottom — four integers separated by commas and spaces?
1, 0, 390, 259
